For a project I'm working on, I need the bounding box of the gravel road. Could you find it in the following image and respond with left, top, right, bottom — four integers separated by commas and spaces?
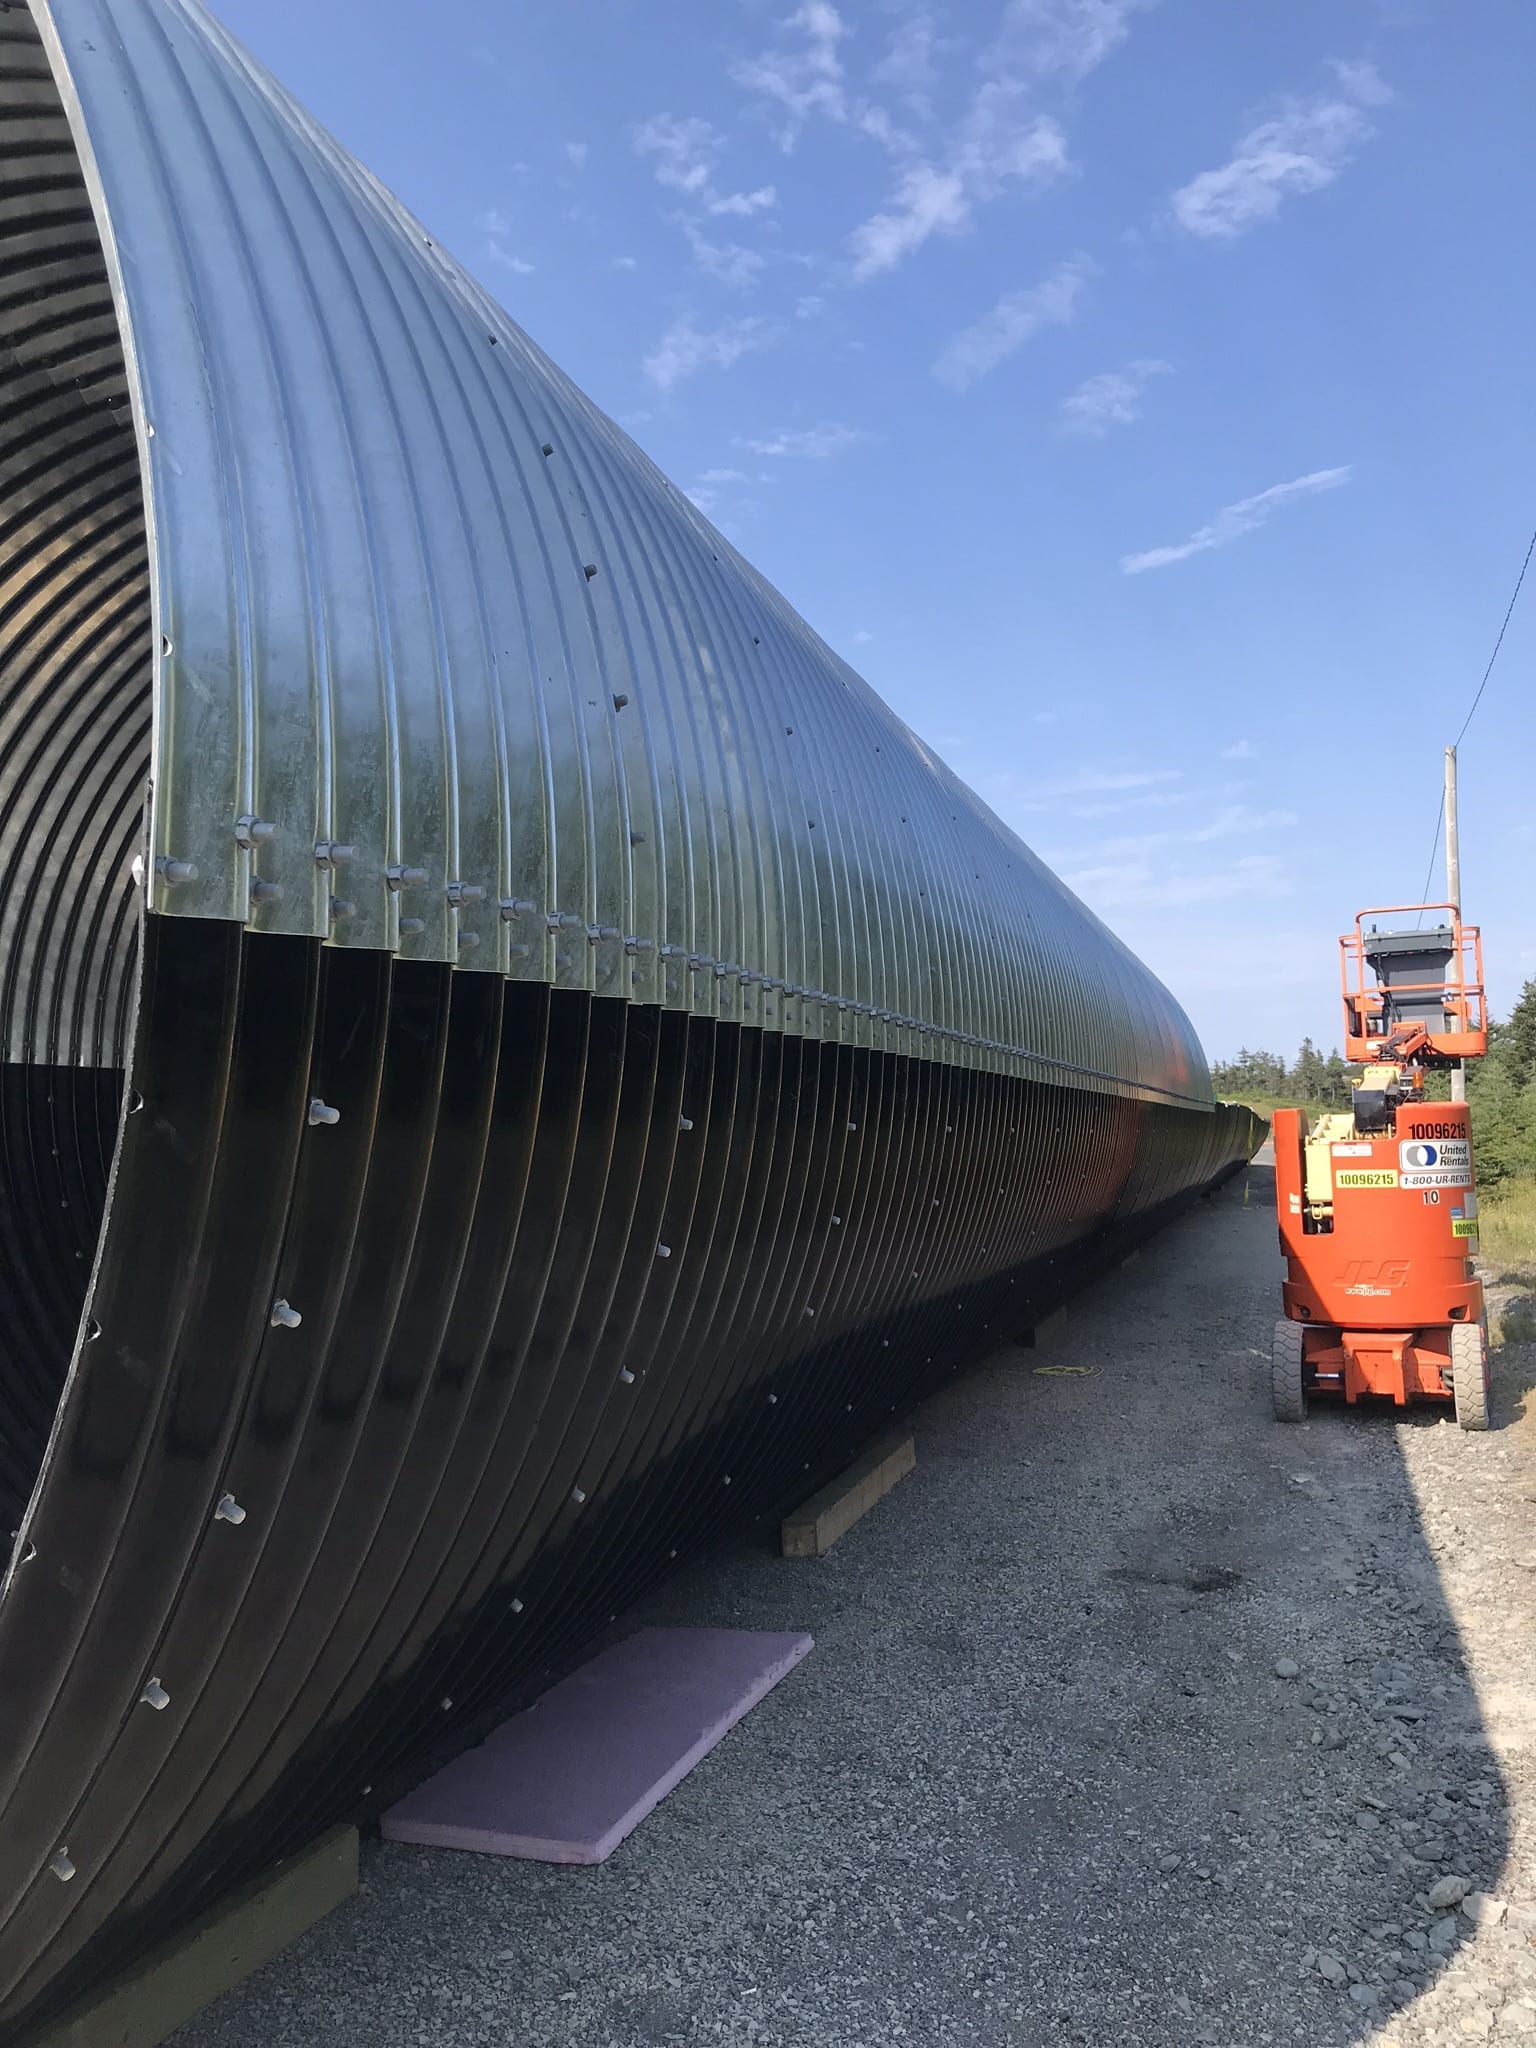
176, 1158, 1536, 2048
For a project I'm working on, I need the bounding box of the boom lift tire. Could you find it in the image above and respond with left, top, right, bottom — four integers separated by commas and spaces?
1272, 1317, 1306, 1423
1451, 1319, 1491, 1432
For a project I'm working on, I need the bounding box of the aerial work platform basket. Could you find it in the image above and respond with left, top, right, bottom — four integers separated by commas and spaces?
1339, 905, 1486, 1066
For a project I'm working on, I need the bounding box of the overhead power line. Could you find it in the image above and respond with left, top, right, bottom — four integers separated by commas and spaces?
1414, 520, 1536, 914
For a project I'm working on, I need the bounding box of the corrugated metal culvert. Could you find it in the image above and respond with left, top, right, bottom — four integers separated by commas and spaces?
0, 0, 1261, 2030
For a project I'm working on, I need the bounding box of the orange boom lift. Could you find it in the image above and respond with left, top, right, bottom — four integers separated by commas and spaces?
1271, 904, 1491, 1429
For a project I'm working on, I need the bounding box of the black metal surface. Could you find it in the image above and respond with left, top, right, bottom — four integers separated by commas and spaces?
0, 915, 1258, 2034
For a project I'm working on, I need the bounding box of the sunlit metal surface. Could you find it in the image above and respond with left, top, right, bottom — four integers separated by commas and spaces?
0, 0, 1261, 2032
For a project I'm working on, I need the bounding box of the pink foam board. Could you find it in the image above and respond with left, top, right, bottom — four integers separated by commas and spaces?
381, 1626, 813, 1864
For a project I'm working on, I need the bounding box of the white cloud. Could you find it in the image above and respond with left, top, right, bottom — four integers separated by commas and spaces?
707, 185, 778, 217
932, 255, 1093, 391
1121, 465, 1352, 574
633, 114, 721, 194
1033, 765, 1182, 800
991, 0, 1152, 84
873, 12, 941, 104
1221, 739, 1256, 760
1033, 710, 1060, 725
1171, 64, 1390, 239
739, 421, 868, 459
1065, 852, 1290, 909
851, 95, 1070, 282
611, 255, 640, 272
794, 293, 825, 320
851, 627, 874, 643
682, 221, 766, 290
1058, 357, 1170, 435
731, 1, 858, 145
642, 316, 774, 390
565, 141, 589, 170
476, 207, 514, 238
488, 250, 535, 276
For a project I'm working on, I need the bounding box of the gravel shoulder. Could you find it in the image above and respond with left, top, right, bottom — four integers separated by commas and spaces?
176, 1162, 1536, 2048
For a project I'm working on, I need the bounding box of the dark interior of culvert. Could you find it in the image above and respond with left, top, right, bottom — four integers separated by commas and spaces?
0, 5, 149, 1542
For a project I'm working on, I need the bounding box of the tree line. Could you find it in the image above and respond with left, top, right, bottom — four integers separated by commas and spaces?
1212, 979, 1536, 1190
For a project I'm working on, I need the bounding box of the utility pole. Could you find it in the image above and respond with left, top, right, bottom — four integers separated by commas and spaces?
1445, 744, 1465, 1103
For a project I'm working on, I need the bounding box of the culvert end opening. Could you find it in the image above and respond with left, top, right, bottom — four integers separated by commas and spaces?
0, 4, 151, 1541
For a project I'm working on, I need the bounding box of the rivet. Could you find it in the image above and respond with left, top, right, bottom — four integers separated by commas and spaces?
155, 856, 198, 886
160, 634, 173, 657
446, 881, 486, 906
140, 1677, 170, 1711
847, 1121, 857, 1132
722, 1475, 731, 1486
250, 879, 283, 904
500, 897, 535, 920
329, 897, 356, 921
308, 1100, 340, 1127
768, 1393, 778, 1404
572, 1486, 587, 1504
680, 1117, 693, 1131
400, 917, 425, 935
441, 1697, 453, 1710
387, 864, 427, 890
804, 1306, 815, 1317
510, 942, 530, 958
215, 1493, 246, 1525
612, 693, 629, 710
85, 1318, 101, 1340
583, 563, 598, 580
656, 1244, 672, 1259
234, 816, 275, 848
669, 1548, 678, 1559
510, 1597, 524, 1613
831, 1215, 842, 1225
588, 924, 619, 944
460, 930, 481, 949
620, 1368, 636, 1385
315, 841, 356, 868
270, 1298, 302, 1329
49, 1849, 75, 1883
624, 936, 652, 955
542, 442, 554, 456
883, 1339, 890, 1347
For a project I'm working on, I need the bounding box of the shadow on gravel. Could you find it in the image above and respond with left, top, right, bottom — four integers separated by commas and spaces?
175, 1164, 1521, 2048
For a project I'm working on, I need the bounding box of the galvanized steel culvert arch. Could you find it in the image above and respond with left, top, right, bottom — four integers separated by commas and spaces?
0, 0, 1261, 2030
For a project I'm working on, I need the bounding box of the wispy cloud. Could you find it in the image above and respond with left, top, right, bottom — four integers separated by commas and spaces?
1221, 739, 1256, 760
475, 207, 536, 276
1171, 62, 1390, 239
933, 255, 1093, 392
738, 421, 868, 459
633, 114, 721, 194
707, 185, 778, 217
732, 2, 903, 150
1064, 852, 1290, 910
1121, 466, 1352, 574
643, 316, 774, 390
872, 12, 941, 107
565, 141, 589, 170
1058, 357, 1170, 435
991, 0, 1154, 84
687, 467, 754, 515
682, 221, 766, 290
611, 255, 640, 272
1037, 766, 1182, 799
850, 91, 1070, 281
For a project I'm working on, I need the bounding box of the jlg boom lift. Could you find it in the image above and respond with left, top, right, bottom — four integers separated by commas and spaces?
1271, 905, 1491, 1429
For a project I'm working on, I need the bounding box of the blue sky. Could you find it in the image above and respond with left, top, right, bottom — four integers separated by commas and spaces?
218, 0, 1535, 1060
